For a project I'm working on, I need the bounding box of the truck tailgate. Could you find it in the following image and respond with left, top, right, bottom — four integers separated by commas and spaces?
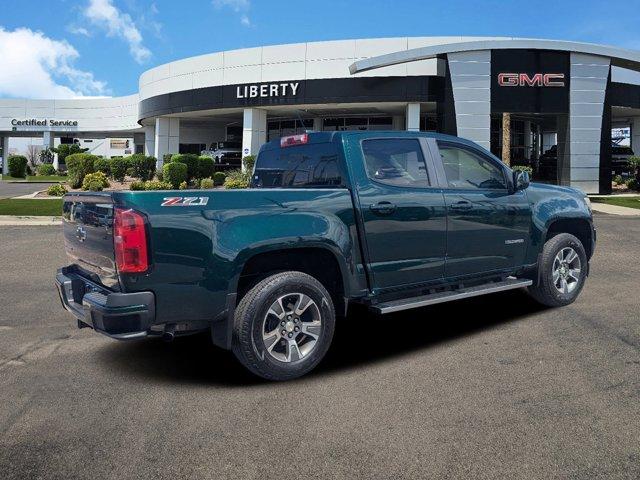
62, 192, 119, 290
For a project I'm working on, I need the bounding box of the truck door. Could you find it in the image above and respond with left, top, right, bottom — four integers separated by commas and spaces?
434, 140, 530, 278
354, 137, 447, 291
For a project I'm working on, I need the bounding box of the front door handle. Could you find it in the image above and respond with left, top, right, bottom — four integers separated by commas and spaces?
450, 200, 472, 211
369, 201, 397, 215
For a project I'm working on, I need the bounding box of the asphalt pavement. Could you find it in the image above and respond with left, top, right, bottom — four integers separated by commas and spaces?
0, 180, 51, 199
0, 214, 638, 479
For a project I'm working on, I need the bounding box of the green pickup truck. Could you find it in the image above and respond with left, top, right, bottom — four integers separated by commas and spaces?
56, 131, 595, 380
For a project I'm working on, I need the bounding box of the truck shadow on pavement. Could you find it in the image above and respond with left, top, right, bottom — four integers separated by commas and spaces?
96, 289, 547, 386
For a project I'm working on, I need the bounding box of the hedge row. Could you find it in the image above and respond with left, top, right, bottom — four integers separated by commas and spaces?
66, 153, 157, 188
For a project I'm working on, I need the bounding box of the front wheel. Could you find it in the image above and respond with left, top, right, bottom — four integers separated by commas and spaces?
232, 271, 335, 381
528, 233, 588, 307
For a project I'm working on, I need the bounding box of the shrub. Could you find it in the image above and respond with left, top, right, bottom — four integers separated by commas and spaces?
39, 147, 54, 164
513, 165, 533, 175
200, 177, 214, 189
53, 144, 88, 167
162, 153, 174, 164
629, 156, 640, 181
144, 180, 172, 190
26, 165, 33, 176
625, 177, 639, 191
82, 171, 110, 191
170, 153, 199, 180
198, 155, 214, 179
129, 154, 156, 180
66, 153, 97, 188
162, 161, 187, 189
37, 163, 56, 176
130, 180, 146, 191
242, 155, 256, 172
110, 156, 128, 182
93, 158, 111, 176
613, 174, 624, 185
46, 184, 67, 196
213, 171, 227, 186
156, 170, 163, 181
223, 169, 251, 189
7, 155, 28, 178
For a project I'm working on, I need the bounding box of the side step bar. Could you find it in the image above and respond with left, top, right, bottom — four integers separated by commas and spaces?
371, 278, 533, 314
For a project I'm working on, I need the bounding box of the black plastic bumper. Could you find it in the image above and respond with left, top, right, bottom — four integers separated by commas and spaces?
56, 267, 155, 339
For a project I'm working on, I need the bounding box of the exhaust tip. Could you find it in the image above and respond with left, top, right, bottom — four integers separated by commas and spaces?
162, 323, 176, 342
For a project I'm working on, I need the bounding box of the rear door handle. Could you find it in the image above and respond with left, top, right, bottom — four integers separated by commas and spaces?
369, 201, 397, 215
450, 200, 472, 211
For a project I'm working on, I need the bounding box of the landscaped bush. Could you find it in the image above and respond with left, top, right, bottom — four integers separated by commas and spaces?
162, 161, 187, 189
53, 144, 88, 169
200, 177, 214, 189
213, 171, 227, 186
7, 155, 28, 178
46, 184, 67, 196
93, 158, 111, 176
130, 180, 146, 191
162, 153, 174, 164
26, 165, 33, 176
170, 154, 199, 180
513, 165, 533, 175
629, 156, 640, 182
39, 148, 54, 165
198, 155, 214, 179
613, 174, 624, 185
37, 163, 56, 176
129, 154, 156, 180
110, 156, 128, 182
143, 180, 172, 190
625, 177, 639, 191
66, 153, 98, 188
179, 181, 188, 190
82, 171, 110, 191
242, 155, 256, 172
223, 169, 251, 189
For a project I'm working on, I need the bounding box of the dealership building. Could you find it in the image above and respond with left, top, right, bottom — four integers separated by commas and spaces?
2, 36, 640, 193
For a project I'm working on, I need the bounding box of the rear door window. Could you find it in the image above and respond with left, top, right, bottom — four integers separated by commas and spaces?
252, 144, 344, 188
362, 138, 430, 188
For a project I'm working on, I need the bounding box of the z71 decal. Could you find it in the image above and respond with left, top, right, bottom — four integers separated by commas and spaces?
161, 197, 209, 207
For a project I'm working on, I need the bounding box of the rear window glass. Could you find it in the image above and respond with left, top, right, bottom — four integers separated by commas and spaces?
252, 144, 344, 188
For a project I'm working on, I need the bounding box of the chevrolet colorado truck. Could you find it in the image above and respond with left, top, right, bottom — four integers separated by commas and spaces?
56, 131, 595, 380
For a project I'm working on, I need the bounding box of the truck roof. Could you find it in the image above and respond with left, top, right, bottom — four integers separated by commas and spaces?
259, 130, 481, 152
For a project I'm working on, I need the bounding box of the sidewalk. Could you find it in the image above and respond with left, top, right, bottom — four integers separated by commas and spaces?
0, 215, 61, 226
590, 203, 640, 216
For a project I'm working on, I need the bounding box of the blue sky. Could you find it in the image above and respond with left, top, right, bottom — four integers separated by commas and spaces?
1, 0, 639, 98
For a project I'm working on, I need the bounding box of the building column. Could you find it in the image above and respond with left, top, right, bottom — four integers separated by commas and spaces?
313, 117, 323, 132
242, 108, 267, 163
523, 121, 532, 161
569, 53, 611, 194
392, 115, 405, 131
406, 103, 420, 132
446, 51, 491, 150
143, 125, 155, 157
1, 137, 9, 175
632, 117, 640, 156
154, 117, 180, 168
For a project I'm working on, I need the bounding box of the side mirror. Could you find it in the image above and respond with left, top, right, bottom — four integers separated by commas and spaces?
513, 170, 530, 191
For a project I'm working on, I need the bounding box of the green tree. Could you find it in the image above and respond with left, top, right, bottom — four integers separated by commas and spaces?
53, 144, 89, 167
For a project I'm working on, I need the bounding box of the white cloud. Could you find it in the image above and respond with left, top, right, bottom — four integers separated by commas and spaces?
213, 0, 252, 27
83, 0, 151, 63
0, 27, 108, 99
67, 25, 91, 37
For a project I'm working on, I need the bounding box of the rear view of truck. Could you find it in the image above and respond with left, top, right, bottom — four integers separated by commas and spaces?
57, 192, 155, 339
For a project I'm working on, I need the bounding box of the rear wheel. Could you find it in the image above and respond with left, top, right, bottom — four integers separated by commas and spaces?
528, 233, 588, 307
232, 271, 335, 381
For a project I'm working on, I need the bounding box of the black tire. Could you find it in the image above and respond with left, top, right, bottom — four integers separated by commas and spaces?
232, 271, 335, 381
527, 233, 588, 307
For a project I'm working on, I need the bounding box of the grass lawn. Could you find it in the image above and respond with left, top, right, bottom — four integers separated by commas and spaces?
0, 175, 67, 182
0, 199, 63, 216
591, 196, 640, 210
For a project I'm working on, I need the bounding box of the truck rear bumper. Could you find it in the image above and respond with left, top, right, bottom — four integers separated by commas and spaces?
56, 266, 155, 340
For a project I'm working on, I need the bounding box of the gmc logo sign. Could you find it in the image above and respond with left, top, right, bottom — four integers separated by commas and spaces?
498, 73, 565, 87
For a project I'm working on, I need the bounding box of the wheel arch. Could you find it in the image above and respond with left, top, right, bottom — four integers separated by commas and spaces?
544, 217, 594, 259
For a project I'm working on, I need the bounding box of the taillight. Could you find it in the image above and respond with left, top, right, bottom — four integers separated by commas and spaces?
280, 133, 308, 148
114, 208, 148, 273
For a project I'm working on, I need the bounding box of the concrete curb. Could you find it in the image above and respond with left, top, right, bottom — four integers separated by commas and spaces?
0, 215, 61, 226
590, 203, 640, 216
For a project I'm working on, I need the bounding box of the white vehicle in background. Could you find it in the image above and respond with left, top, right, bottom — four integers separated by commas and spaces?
200, 141, 242, 170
